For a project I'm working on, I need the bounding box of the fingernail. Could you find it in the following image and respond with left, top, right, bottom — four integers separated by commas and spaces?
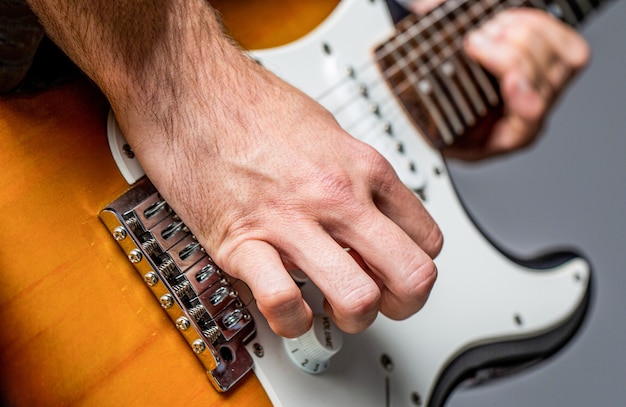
466, 30, 492, 49
515, 77, 533, 95
482, 20, 504, 40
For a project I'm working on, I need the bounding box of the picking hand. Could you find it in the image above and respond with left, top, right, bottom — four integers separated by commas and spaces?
132, 60, 442, 338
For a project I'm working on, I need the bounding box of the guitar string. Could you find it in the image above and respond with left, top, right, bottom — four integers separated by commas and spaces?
381, 0, 588, 144
315, 0, 586, 144
385, 0, 521, 93
316, 0, 586, 105
325, 0, 511, 160
376, 0, 511, 64
315, 0, 506, 112
311, 0, 486, 102
315, 0, 506, 140
437, 3, 491, 118
398, 0, 509, 141
395, 0, 496, 138
383, 0, 589, 86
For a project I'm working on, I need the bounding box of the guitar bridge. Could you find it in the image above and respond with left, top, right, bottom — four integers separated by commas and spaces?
99, 177, 256, 392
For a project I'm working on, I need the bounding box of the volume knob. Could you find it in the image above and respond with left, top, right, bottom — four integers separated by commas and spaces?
283, 314, 343, 374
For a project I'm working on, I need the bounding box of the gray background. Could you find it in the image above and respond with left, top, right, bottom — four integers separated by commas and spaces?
445, 1, 626, 406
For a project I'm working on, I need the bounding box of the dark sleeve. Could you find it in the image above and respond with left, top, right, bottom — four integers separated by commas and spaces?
0, 0, 45, 93
386, 0, 411, 23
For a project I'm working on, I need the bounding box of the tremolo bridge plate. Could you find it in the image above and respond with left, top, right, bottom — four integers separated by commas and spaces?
99, 177, 256, 392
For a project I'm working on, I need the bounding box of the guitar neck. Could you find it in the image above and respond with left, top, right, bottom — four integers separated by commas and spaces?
376, 0, 605, 148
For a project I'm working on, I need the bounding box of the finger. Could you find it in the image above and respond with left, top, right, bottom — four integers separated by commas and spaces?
500, 68, 547, 123
223, 239, 313, 338
463, 12, 549, 151
463, 9, 590, 155
349, 147, 443, 258
370, 171, 443, 259
465, 9, 589, 101
336, 205, 438, 321
340, 154, 440, 320
484, 112, 543, 154
501, 10, 590, 96
464, 17, 542, 96
285, 227, 382, 334
495, 9, 590, 72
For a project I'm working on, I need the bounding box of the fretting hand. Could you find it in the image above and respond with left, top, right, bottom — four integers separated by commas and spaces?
401, 1, 590, 159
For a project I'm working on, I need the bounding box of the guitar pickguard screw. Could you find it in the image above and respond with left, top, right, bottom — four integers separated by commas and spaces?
122, 144, 135, 159
112, 226, 127, 241
253, 343, 265, 358
322, 42, 332, 55
411, 391, 423, 406
381, 353, 394, 371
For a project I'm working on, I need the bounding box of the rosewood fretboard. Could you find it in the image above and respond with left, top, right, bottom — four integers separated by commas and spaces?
376, 0, 604, 149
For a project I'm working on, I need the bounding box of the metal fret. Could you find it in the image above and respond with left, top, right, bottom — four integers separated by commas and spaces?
405, 47, 458, 143
463, 52, 500, 106
405, 14, 466, 139
445, 4, 488, 116
426, 8, 477, 130
441, 61, 476, 125
449, 57, 486, 118
375, 0, 601, 148
413, 76, 456, 145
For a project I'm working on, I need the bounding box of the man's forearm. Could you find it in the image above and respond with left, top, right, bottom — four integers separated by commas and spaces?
25, 0, 243, 121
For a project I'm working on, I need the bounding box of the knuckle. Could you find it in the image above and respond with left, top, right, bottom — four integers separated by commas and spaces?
508, 8, 548, 25
363, 145, 392, 171
424, 222, 444, 258
363, 148, 401, 191
525, 98, 548, 124
369, 152, 396, 183
503, 21, 533, 45
350, 287, 381, 316
382, 259, 437, 321
569, 39, 591, 69
400, 258, 438, 300
211, 238, 252, 277
315, 171, 358, 204
332, 283, 381, 333
256, 284, 303, 316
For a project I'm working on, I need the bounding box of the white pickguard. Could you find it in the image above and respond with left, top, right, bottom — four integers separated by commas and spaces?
107, 0, 591, 405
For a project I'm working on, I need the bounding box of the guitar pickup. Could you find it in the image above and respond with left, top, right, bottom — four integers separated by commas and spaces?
99, 178, 256, 392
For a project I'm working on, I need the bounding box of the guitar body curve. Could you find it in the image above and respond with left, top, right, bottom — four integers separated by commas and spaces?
0, 1, 591, 406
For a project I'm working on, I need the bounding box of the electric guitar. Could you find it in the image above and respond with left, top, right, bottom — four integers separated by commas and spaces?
0, 0, 602, 406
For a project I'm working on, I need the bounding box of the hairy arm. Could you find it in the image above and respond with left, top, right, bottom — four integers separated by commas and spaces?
26, 0, 442, 337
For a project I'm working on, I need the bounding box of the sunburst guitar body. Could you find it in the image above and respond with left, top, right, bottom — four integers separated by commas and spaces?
0, 0, 598, 406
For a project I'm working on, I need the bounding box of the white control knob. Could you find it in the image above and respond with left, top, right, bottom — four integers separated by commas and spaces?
283, 314, 343, 374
